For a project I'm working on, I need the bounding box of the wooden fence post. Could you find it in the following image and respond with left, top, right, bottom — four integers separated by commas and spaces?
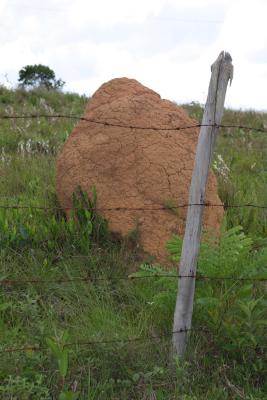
172, 51, 233, 356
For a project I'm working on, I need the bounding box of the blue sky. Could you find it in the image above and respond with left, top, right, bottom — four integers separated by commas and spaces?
1, 0, 267, 110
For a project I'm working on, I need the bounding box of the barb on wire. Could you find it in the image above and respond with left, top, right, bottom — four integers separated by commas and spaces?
1, 273, 267, 287
0, 113, 267, 134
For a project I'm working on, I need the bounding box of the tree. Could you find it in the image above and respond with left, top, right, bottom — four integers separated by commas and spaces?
18, 64, 65, 90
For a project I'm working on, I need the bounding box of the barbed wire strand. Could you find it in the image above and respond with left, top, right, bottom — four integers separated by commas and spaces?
1, 326, 266, 354
0, 327, 218, 354
1, 272, 267, 286
0, 114, 267, 134
0, 203, 267, 211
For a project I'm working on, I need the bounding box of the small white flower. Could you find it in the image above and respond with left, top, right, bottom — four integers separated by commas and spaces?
213, 154, 230, 181
0, 147, 11, 164
17, 138, 51, 155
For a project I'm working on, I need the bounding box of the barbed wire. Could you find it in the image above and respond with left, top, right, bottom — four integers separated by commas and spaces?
0, 202, 267, 211
1, 272, 266, 287
1, 325, 266, 354
0, 113, 267, 134
0, 327, 198, 354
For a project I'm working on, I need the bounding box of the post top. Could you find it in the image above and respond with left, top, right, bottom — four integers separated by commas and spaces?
211, 51, 233, 85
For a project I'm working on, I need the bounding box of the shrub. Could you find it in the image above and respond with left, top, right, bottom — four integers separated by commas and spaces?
18, 65, 65, 90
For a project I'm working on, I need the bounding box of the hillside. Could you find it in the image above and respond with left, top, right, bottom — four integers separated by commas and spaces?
0, 86, 266, 399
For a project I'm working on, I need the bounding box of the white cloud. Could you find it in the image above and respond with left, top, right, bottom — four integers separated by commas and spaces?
66, 0, 163, 28
212, 0, 267, 57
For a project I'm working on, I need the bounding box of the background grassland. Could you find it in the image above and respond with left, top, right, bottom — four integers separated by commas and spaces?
0, 86, 267, 399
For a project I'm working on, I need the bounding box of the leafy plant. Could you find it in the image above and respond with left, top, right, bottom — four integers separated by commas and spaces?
166, 227, 267, 374
133, 227, 267, 362
69, 186, 108, 250
0, 186, 107, 254
47, 332, 79, 400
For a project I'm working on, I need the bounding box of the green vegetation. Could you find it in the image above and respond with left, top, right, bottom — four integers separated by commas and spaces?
18, 64, 65, 90
0, 88, 266, 399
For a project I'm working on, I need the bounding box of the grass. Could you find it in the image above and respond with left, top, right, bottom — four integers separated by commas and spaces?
0, 88, 266, 399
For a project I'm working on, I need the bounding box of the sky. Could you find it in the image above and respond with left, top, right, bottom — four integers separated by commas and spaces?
0, 0, 267, 110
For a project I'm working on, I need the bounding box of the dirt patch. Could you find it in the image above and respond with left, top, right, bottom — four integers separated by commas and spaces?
56, 78, 223, 265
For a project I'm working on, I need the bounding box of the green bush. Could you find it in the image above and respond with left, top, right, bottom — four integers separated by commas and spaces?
18, 64, 65, 90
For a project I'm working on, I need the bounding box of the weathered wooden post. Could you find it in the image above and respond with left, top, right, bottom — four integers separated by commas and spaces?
172, 51, 233, 356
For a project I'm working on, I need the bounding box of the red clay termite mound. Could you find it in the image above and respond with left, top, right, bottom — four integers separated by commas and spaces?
56, 78, 223, 264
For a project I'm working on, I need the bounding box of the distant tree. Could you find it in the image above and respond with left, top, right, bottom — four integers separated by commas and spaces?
18, 64, 65, 90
